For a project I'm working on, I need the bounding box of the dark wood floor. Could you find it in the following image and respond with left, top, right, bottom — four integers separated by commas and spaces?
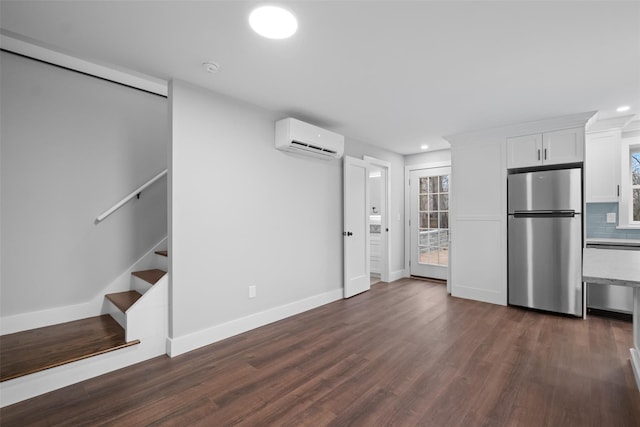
2, 278, 639, 426
0, 315, 139, 382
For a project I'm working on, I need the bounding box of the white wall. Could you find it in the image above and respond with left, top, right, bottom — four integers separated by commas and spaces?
345, 139, 406, 278
404, 149, 451, 166
0, 52, 167, 318
169, 80, 345, 351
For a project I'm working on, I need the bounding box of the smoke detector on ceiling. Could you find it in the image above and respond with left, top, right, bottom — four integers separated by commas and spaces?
202, 62, 220, 74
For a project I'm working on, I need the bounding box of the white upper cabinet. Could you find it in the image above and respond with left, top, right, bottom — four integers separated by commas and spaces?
506, 133, 542, 168
585, 130, 621, 203
507, 127, 584, 168
543, 127, 585, 166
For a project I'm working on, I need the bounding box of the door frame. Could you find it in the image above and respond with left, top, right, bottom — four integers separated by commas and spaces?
404, 161, 452, 289
363, 156, 391, 283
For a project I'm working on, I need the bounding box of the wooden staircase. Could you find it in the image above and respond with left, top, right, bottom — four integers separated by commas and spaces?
0, 250, 168, 384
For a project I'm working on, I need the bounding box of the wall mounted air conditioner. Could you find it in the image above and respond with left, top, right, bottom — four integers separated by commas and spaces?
275, 118, 344, 160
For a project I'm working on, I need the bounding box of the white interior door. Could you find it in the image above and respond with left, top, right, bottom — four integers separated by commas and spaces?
410, 167, 450, 280
344, 156, 370, 298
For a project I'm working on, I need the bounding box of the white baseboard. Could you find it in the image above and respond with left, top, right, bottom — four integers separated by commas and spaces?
167, 288, 343, 357
0, 237, 167, 335
389, 269, 407, 282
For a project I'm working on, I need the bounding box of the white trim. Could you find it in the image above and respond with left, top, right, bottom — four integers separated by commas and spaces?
404, 162, 452, 278
0, 30, 167, 96
445, 111, 596, 145
619, 135, 640, 227
390, 269, 408, 281
363, 156, 391, 283
167, 288, 343, 357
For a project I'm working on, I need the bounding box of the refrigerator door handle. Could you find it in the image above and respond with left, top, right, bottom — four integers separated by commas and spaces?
513, 210, 576, 218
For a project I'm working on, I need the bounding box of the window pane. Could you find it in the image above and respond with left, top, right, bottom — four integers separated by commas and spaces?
429, 214, 438, 228
420, 177, 429, 194
439, 212, 449, 229
439, 230, 449, 248
420, 195, 428, 211
428, 176, 437, 193
632, 152, 640, 185
429, 194, 438, 211
439, 175, 449, 192
439, 194, 449, 211
420, 213, 429, 228
634, 189, 640, 221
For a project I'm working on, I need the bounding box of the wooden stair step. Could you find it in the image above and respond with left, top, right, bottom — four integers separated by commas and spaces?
155, 250, 167, 257
131, 269, 166, 285
0, 315, 140, 382
105, 290, 142, 313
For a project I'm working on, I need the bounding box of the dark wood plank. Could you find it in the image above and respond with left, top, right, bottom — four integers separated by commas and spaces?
155, 250, 168, 257
131, 268, 166, 285
0, 315, 139, 382
1, 279, 639, 426
105, 290, 142, 312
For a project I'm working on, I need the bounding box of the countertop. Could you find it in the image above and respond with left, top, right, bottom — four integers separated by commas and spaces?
583, 248, 640, 288
586, 237, 640, 246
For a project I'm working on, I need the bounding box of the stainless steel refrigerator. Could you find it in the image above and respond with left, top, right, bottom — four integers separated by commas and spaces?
507, 168, 583, 316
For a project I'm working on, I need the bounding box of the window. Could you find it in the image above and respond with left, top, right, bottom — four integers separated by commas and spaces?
418, 174, 449, 265
619, 137, 640, 227
632, 148, 640, 222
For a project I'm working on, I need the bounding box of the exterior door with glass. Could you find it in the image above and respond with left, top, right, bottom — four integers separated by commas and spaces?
410, 167, 450, 279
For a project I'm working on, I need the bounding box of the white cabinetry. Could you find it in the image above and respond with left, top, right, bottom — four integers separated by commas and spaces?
449, 139, 507, 306
585, 130, 621, 203
507, 127, 584, 168
370, 234, 380, 274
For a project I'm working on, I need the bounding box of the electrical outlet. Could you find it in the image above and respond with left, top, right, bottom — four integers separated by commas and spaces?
248, 285, 256, 298
606, 212, 616, 224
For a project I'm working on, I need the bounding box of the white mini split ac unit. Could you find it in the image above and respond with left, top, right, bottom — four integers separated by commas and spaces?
275, 118, 344, 160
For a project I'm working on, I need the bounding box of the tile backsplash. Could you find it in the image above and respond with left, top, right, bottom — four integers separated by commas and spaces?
586, 202, 640, 239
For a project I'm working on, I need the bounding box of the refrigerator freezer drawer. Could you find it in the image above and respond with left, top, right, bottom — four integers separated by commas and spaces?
508, 168, 582, 213
508, 215, 583, 316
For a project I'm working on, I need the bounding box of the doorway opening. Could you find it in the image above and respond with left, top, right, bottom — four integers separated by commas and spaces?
364, 156, 391, 285
369, 165, 383, 285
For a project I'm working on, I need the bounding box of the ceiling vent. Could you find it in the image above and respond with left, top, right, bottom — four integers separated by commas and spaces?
275, 118, 344, 160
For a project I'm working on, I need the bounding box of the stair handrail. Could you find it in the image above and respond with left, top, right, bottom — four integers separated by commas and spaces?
95, 169, 167, 223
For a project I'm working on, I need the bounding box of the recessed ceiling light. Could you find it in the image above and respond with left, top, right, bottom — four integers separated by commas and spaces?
421, 144, 429, 150
617, 105, 631, 112
249, 6, 297, 39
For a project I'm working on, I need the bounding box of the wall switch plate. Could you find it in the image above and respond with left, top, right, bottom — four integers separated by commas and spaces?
606, 212, 616, 223
249, 285, 256, 298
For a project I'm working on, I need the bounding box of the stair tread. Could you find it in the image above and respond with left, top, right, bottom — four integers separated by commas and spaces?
0, 315, 139, 382
105, 290, 142, 313
131, 269, 166, 285
155, 250, 167, 257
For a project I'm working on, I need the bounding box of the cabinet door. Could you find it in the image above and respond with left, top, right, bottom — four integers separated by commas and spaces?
507, 133, 542, 168
542, 127, 584, 165
585, 130, 621, 202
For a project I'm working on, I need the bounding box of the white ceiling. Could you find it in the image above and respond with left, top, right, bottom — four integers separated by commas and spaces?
1, 1, 639, 155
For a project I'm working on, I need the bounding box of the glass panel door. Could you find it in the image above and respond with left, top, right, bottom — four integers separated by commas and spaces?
410, 167, 450, 279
